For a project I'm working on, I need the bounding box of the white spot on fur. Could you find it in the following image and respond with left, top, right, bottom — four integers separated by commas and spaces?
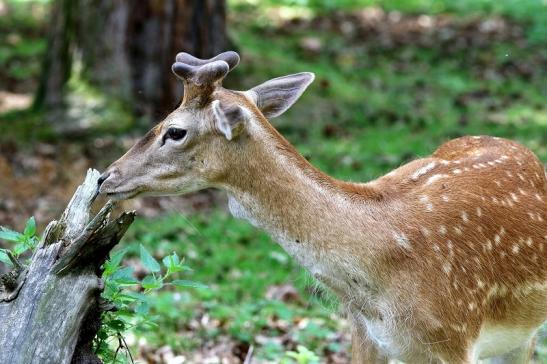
476, 207, 482, 217
425, 174, 448, 185
468, 302, 476, 311
451, 323, 468, 333
494, 235, 501, 245
512, 244, 519, 254
453, 169, 462, 174
394, 232, 411, 249
411, 162, 437, 181
419, 195, 432, 212
438, 225, 447, 235
461, 211, 469, 223
443, 263, 451, 274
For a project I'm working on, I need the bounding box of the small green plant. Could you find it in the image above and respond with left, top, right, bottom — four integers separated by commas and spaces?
0, 217, 39, 265
94, 244, 206, 363
281, 345, 321, 364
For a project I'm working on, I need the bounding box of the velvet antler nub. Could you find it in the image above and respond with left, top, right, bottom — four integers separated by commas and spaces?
172, 51, 240, 104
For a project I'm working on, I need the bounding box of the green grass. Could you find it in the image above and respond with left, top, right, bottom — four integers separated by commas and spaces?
120, 212, 345, 361
254, 0, 547, 42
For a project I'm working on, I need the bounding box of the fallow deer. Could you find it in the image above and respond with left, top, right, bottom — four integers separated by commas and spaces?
98, 51, 546, 363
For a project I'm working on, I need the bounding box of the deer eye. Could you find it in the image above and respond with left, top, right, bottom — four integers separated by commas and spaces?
163, 127, 187, 143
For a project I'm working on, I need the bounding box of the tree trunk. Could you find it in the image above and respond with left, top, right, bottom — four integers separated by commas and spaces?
33, 0, 74, 116
35, 0, 227, 123
0, 170, 134, 364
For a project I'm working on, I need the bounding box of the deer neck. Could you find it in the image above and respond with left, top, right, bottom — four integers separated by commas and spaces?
218, 125, 389, 283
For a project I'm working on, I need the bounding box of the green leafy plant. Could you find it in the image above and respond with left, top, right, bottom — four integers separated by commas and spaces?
0, 217, 39, 266
282, 345, 320, 364
94, 244, 206, 363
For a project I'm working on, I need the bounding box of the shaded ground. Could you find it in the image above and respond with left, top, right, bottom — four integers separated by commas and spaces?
1, 1, 546, 363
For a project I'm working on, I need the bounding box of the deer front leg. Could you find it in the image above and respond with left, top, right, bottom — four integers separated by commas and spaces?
350, 321, 389, 364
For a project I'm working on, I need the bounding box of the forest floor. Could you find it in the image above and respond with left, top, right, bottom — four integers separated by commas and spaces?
0, 0, 546, 363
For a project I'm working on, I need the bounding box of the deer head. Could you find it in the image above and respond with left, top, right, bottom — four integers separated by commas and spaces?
98, 51, 314, 199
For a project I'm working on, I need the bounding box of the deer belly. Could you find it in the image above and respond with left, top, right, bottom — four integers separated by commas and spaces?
473, 324, 536, 359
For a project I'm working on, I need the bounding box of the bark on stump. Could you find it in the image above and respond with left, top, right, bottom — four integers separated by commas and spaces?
0, 169, 135, 364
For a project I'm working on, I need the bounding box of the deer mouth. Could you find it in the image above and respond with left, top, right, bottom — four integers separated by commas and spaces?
106, 189, 140, 200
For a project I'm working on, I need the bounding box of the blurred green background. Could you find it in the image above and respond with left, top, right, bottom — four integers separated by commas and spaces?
0, 0, 545, 363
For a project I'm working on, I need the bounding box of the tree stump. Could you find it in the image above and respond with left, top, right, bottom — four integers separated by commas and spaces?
0, 169, 135, 364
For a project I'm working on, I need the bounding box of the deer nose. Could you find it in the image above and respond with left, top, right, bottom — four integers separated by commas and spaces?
97, 172, 111, 187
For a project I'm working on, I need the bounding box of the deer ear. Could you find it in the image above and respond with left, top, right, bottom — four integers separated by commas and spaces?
247, 72, 315, 118
211, 100, 246, 140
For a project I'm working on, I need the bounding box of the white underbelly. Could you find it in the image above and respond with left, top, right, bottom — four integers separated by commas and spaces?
473, 323, 536, 359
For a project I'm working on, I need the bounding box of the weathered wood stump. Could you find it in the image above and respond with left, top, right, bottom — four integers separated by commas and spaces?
0, 169, 135, 364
